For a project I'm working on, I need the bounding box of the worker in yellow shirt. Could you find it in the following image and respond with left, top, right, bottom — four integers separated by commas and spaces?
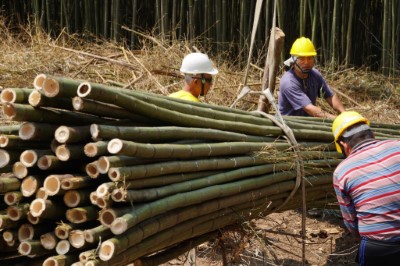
169, 52, 218, 102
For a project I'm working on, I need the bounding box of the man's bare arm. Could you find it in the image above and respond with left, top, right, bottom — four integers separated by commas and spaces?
303, 104, 336, 119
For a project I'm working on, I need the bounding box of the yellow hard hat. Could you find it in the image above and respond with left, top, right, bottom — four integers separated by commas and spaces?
332, 111, 370, 153
290, 37, 317, 57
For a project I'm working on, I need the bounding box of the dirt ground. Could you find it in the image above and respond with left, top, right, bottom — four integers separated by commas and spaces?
164, 207, 359, 266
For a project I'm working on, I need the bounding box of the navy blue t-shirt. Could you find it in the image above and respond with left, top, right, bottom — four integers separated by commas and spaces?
278, 68, 334, 116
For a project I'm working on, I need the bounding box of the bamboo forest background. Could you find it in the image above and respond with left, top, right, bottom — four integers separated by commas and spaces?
0, 0, 399, 75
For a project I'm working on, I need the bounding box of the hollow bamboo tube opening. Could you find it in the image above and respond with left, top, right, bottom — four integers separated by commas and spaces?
35, 187, 48, 200
40, 232, 57, 250
0, 149, 10, 168
18, 223, 34, 241
85, 162, 99, 178
99, 241, 114, 261
20, 150, 38, 167
99, 209, 117, 227
111, 188, 125, 202
42, 78, 59, 98
69, 230, 85, 248
43, 175, 63, 196
18, 241, 32, 255
18, 122, 37, 140
89, 192, 98, 205
107, 168, 121, 181
54, 126, 71, 143
84, 142, 99, 157
4, 191, 22, 205
12, 161, 28, 179
107, 138, 123, 154
21, 176, 40, 197
110, 217, 128, 235
55, 239, 70, 255
97, 156, 113, 174
3, 230, 14, 242
0, 88, 17, 103
63, 190, 80, 208
0, 135, 9, 147
28, 90, 41, 106
72, 96, 84, 111
27, 212, 40, 225
77, 82, 91, 97
29, 198, 46, 217
55, 145, 70, 161
2, 103, 16, 120
33, 74, 47, 90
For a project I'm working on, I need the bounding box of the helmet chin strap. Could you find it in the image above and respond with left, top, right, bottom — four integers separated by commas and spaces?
295, 63, 311, 73
200, 74, 205, 96
292, 56, 311, 74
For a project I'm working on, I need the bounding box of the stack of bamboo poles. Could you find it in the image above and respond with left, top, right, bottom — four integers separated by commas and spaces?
0, 74, 399, 265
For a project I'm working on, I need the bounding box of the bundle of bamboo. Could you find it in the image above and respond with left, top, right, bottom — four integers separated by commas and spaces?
0, 74, 399, 265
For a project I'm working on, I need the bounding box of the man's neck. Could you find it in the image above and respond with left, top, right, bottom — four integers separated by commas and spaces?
293, 68, 309, 79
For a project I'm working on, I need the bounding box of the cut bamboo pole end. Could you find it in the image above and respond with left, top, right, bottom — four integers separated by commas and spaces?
107, 138, 124, 154
55, 125, 91, 144
110, 217, 128, 235
64, 189, 92, 208
66, 206, 99, 224
7, 202, 30, 221
40, 231, 57, 250
29, 199, 67, 219
44, 174, 72, 196
84, 225, 111, 243
35, 187, 48, 199
86, 161, 100, 179
0, 88, 33, 104
84, 141, 109, 157
4, 191, 23, 205
33, 73, 47, 90
79, 248, 97, 263
98, 240, 115, 261
56, 239, 71, 255
2, 229, 17, 242
69, 229, 85, 248
21, 175, 42, 197
18, 239, 48, 256
20, 149, 52, 167
17, 223, 35, 242
0, 149, 11, 168
27, 211, 40, 224
12, 161, 29, 179
42, 78, 60, 98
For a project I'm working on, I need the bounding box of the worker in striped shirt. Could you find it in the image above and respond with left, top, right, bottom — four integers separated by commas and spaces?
332, 111, 400, 266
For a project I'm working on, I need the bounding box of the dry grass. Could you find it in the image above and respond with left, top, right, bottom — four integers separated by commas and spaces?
0, 21, 399, 266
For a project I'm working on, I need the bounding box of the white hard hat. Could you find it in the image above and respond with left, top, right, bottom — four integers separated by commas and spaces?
180, 52, 218, 75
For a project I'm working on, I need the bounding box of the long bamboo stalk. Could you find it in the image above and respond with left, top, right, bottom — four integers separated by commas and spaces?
54, 125, 91, 144
0, 88, 33, 104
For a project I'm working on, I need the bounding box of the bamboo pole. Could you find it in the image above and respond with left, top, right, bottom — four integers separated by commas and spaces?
54, 125, 92, 144
28, 89, 74, 110
0, 88, 33, 104
66, 206, 99, 224
84, 141, 109, 157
